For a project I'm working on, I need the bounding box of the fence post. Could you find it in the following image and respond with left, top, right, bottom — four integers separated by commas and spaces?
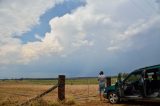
106, 77, 111, 87
58, 75, 65, 101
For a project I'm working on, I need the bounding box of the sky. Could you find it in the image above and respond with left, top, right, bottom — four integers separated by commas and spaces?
0, 0, 160, 79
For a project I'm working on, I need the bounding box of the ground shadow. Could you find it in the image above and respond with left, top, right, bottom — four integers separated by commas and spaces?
119, 100, 160, 106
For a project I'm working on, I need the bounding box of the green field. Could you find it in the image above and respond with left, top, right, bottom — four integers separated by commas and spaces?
0, 76, 117, 85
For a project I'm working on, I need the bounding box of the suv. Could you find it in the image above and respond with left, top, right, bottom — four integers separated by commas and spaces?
103, 64, 160, 104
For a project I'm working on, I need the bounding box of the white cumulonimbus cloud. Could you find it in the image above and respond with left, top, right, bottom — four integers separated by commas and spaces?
0, 0, 160, 65
47, 0, 125, 54
0, 0, 64, 64
47, 0, 160, 53
108, 15, 160, 52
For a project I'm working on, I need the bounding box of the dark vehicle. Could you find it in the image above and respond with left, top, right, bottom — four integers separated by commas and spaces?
103, 64, 160, 104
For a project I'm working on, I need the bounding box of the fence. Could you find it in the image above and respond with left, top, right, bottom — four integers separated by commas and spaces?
20, 75, 65, 106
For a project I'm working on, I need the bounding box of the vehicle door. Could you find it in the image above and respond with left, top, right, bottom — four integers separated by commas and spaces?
144, 68, 160, 97
122, 72, 142, 97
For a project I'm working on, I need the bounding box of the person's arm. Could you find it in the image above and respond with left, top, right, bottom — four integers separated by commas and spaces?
98, 75, 101, 81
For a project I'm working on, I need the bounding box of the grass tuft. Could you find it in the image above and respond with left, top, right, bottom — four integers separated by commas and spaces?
0, 96, 18, 106
64, 97, 76, 105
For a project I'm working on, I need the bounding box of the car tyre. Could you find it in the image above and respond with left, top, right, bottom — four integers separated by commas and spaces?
108, 92, 119, 104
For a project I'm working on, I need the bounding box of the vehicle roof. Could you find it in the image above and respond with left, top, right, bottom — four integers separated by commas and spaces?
123, 64, 160, 82
132, 64, 160, 73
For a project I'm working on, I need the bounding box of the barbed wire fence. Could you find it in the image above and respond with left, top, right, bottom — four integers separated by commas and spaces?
20, 75, 65, 106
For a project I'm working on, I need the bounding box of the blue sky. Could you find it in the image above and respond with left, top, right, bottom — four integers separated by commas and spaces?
0, 0, 160, 79
21, 0, 85, 43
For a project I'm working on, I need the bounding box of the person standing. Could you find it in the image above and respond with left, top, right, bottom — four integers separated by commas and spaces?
98, 71, 106, 101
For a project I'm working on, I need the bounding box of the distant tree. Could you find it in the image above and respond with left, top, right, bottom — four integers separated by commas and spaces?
19, 78, 24, 81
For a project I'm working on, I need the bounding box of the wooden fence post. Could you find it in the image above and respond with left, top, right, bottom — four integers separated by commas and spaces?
58, 75, 65, 101
106, 77, 111, 87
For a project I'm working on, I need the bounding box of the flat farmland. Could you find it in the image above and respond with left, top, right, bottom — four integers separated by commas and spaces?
0, 79, 160, 106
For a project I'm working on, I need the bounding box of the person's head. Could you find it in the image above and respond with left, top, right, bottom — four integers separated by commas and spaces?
99, 71, 104, 75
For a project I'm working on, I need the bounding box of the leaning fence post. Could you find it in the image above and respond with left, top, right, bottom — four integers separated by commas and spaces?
106, 77, 111, 87
58, 75, 65, 101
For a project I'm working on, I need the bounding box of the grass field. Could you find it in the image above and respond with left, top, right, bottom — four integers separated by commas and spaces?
0, 76, 118, 85
0, 77, 160, 106
0, 77, 114, 106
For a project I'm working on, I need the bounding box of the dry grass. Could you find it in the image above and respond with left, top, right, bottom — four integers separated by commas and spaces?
0, 81, 160, 106
0, 82, 104, 106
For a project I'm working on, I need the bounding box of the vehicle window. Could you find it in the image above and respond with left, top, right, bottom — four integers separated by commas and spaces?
147, 72, 154, 80
117, 73, 129, 82
124, 73, 141, 84
146, 68, 160, 80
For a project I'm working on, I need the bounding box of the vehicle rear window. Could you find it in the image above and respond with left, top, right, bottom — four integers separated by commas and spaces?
146, 68, 160, 80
